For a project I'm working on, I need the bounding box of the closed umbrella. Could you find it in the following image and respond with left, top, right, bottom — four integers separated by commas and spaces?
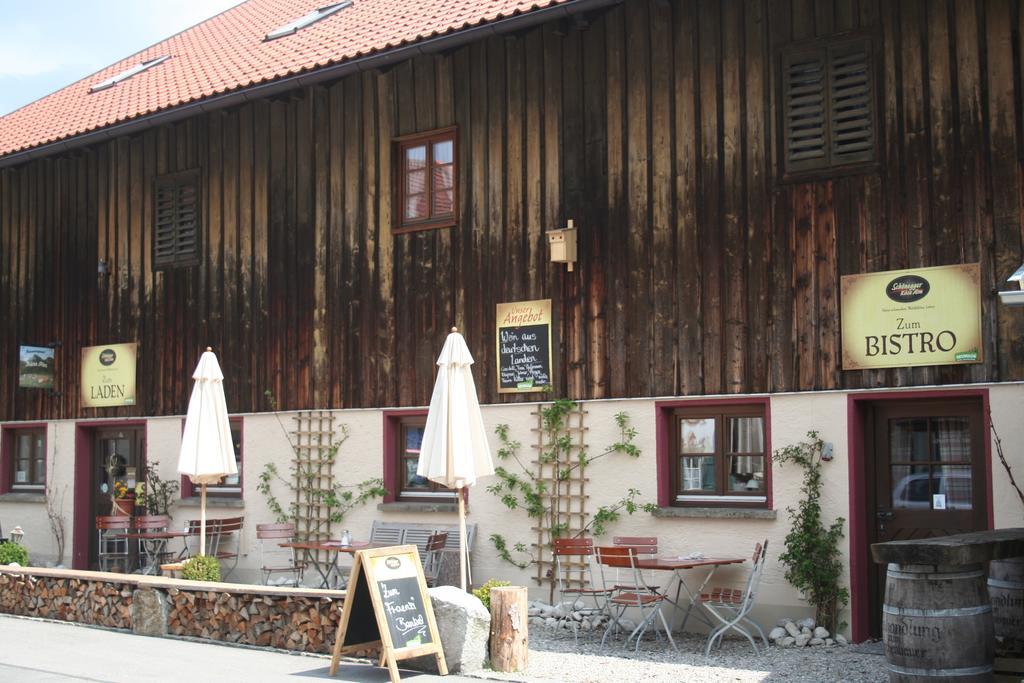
417, 327, 494, 591
177, 347, 236, 557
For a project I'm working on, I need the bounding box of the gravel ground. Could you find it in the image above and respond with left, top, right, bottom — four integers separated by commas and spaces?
470, 628, 887, 683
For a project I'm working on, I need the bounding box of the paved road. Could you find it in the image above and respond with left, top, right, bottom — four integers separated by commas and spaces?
0, 615, 474, 683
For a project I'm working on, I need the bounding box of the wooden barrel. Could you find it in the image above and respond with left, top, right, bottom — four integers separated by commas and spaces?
883, 563, 994, 682
988, 557, 1024, 657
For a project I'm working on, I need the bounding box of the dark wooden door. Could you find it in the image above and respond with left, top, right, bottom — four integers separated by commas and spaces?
90, 428, 145, 569
867, 398, 988, 637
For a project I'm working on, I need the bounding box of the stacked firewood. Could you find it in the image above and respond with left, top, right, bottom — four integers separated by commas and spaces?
0, 573, 132, 629
165, 589, 371, 655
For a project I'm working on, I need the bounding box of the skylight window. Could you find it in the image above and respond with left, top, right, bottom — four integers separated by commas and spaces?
89, 56, 170, 93
264, 1, 352, 41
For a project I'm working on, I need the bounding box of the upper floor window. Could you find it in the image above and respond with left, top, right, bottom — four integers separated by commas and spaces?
781, 37, 875, 176
394, 128, 456, 233
154, 170, 200, 269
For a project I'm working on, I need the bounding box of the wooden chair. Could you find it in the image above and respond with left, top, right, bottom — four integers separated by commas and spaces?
595, 545, 677, 653
182, 516, 243, 580
211, 516, 243, 580
133, 515, 173, 574
257, 523, 305, 586
96, 515, 132, 572
698, 539, 770, 658
552, 537, 613, 644
422, 532, 449, 587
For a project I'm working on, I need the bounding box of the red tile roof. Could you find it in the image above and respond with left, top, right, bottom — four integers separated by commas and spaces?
0, 0, 570, 158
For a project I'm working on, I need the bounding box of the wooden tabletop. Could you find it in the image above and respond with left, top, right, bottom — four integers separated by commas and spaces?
280, 540, 381, 553
635, 557, 746, 571
871, 527, 1024, 566
112, 530, 191, 540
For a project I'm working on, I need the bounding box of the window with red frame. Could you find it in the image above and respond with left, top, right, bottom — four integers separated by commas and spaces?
389, 414, 455, 502
395, 128, 456, 233
182, 420, 243, 498
670, 405, 768, 507
6, 428, 46, 490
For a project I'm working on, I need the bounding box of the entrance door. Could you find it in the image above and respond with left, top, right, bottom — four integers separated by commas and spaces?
867, 398, 988, 637
90, 428, 145, 570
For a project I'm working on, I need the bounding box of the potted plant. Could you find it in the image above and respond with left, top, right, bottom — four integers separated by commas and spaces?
111, 480, 134, 517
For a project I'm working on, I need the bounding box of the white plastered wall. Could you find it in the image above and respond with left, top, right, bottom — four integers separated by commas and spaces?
5, 382, 1023, 639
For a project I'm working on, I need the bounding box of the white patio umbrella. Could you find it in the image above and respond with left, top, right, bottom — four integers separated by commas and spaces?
417, 327, 494, 591
177, 347, 236, 557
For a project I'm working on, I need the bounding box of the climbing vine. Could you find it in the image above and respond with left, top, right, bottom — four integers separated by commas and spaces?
774, 431, 848, 632
256, 399, 385, 527
487, 400, 654, 572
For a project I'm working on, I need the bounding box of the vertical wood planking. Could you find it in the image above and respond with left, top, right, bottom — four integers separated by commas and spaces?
985, 0, 1024, 377
675, 0, 704, 395
698, 0, 724, 394
722, 0, 747, 393
604, 6, 628, 397
625, 0, 653, 397
650, 0, 677, 397
2, 0, 1024, 421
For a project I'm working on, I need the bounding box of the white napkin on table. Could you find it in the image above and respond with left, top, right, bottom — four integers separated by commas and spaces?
679, 551, 705, 560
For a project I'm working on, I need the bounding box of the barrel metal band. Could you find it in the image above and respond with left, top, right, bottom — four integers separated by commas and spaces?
887, 569, 985, 581
886, 663, 993, 677
987, 578, 1024, 589
882, 604, 992, 617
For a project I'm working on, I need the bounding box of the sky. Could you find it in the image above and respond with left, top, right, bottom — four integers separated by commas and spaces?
0, 0, 243, 116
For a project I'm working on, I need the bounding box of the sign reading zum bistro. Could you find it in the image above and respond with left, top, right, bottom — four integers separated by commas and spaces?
81, 343, 137, 408
841, 263, 982, 370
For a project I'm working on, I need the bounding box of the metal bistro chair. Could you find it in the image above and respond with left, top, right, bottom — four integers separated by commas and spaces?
257, 523, 306, 587
96, 515, 132, 572
698, 539, 770, 658
133, 515, 173, 574
552, 537, 613, 644
423, 532, 450, 587
596, 545, 677, 654
611, 536, 660, 592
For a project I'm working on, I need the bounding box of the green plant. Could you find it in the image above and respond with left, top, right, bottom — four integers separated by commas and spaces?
472, 579, 511, 610
135, 460, 180, 516
0, 542, 30, 566
774, 431, 848, 632
181, 554, 221, 582
256, 422, 386, 526
487, 402, 654, 596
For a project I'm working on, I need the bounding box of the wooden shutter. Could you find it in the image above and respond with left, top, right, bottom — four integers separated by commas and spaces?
154, 171, 200, 268
783, 49, 827, 173
829, 42, 874, 165
782, 38, 874, 175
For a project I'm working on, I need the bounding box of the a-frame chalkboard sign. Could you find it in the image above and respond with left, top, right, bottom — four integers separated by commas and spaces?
329, 545, 447, 682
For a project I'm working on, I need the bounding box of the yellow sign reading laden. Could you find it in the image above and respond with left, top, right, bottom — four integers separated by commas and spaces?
81, 343, 138, 407
841, 264, 982, 370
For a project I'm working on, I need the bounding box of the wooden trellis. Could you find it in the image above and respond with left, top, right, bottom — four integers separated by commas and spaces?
291, 410, 336, 566
531, 403, 590, 598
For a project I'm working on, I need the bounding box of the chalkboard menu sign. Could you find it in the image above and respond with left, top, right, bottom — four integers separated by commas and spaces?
496, 299, 553, 393
329, 545, 446, 683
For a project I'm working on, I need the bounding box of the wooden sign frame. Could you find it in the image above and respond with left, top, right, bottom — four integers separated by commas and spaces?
329, 545, 447, 682
495, 299, 553, 394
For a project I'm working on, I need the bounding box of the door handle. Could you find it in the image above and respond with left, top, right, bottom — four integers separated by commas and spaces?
876, 510, 894, 535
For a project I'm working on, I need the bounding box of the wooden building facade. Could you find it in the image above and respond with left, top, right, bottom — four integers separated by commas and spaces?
3, 0, 1023, 423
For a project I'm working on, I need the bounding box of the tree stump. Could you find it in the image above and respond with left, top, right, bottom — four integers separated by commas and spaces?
488, 586, 528, 673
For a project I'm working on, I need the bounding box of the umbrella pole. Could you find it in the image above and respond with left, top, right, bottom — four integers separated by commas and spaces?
458, 487, 468, 592
200, 483, 207, 556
